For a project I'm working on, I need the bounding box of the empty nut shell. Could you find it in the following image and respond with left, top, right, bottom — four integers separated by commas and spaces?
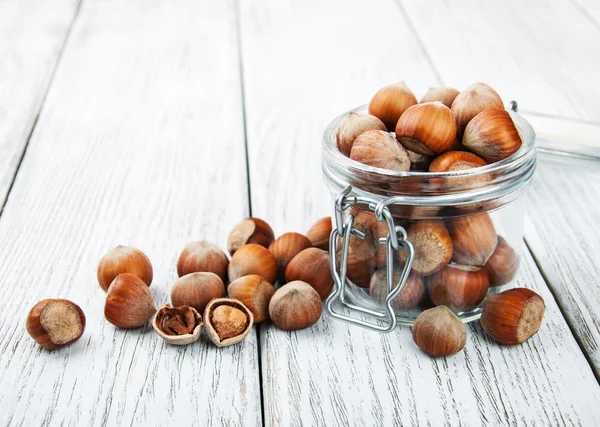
177, 241, 229, 283
412, 306, 467, 357
97, 246, 153, 292
398, 221, 453, 276
484, 236, 520, 286
171, 272, 226, 313
26, 299, 86, 350
396, 102, 457, 156
336, 112, 387, 156
306, 217, 333, 251
269, 232, 313, 282
350, 130, 411, 172
285, 247, 333, 299
368, 81, 418, 130
370, 271, 425, 310
228, 243, 278, 283
104, 273, 156, 328
268, 281, 323, 331
428, 264, 490, 311
462, 108, 522, 163
227, 218, 275, 255
152, 304, 202, 345
204, 298, 254, 347
227, 275, 276, 322
448, 213, 497, 266
451, 82, 504, 139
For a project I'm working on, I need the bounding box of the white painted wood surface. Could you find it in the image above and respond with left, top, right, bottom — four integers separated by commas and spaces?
0, 0, 78, 207
0, 1, 261, 426
239, 0, 600, 425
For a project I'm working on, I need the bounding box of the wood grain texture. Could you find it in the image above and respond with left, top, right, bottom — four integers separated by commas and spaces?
239, 0, 600, 425
0, 0, 78, 208
0, 1, 260, 426
399, 0, 600, 121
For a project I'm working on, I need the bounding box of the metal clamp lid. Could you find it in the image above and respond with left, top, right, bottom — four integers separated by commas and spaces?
325, 186, 414, 332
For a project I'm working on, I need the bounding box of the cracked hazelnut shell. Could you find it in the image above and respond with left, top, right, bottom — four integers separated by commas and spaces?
26, 299, 86, 350
396, 102, 457, 156
152, 304, 202, 345
228, 243, 277, 283
428, 264, 490, 311
177, 241, 229, 283
227, 218, 274, 255
448, 214, 497, 266
269, 232, 313, 282
104, 273, 156, 328
97, 246, 153, 292
268, 281, 322, 331
412, 306, 466, 357
398, 220, 453, 276
306, 217, 332, 250
480, 288, 545, 345
451, 82, 504, 138
370, 271, 425, 310
484, 236, 520, 286
227, 275, 276, 323
350, 130, 411, 172
462, 108, 522, 163
285, 248, 333, 299
336, 112, 387, 156
368, 81, 418, 130
204, 298, 254, 347
171, 272, 226, 313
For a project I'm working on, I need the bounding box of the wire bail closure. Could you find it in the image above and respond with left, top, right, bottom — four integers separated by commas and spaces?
326, 186, 415, 332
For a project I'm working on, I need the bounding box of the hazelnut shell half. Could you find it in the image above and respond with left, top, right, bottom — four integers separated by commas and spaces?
204, 298, 254, 347
152, 304, 202, 345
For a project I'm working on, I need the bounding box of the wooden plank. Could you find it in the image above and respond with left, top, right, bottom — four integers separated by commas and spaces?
399, 0, 600, 121
0, 0, 78, 207
571, 0, 600, 30
239, 0, 600, 425
0, 1, 261, 426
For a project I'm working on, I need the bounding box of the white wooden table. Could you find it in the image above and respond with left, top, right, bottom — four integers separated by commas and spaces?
1, 0, 599, 425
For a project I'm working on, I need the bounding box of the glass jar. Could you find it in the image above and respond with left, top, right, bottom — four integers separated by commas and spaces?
321, 105, 536, 332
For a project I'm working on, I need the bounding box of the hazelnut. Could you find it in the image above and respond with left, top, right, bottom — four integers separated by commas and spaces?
484, 236, 520, 286
368, 81, 418, 130
448, 214, 497, 266
228, 243, 277, 283
171, 272, 226, 313
412, 306, 467, 357
451, 82, 504, 138
152, 304, 202, 345
349, 130, 410, 172
398, 221, 453, 276
348, 210, 377, 261
306, 217, 332, 250
462, 108, 522, 163
336, 112, 386, 156
268, 281, 322, 331
428, 264, 490, 311
227, 217, 274, 255
204, 298, 254, 347
419, 86, 460, 108
269, 232, 313, 282
227, 275, 276, 322
370, 271, 425, 310
26, 299, 86, 350
176, 241, 229, 283
97, 246, 153, 292
395, 102, 457, 156
408, 150, 433, 171
480, 288, 545, 345
104, 273, 156, 328
344, 245, 376, 288
429, 151, 487, 173
285, 248, 333, 299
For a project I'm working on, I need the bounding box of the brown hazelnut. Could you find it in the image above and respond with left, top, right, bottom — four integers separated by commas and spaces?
451, 82, 504, 138
398, 221, 453, 276
104, 273, 156, 328
227, 217, 275, 255
480, 288, 545, 345
269, 232, 313, 282
428, 264, 490, 311
204, 298, 254, 347
448, 214, 497, 266
412, 306, 467, 357
350, 130, 411, 172
370, 271, 425, 310
368, 81, 418, 130
429, 151, 487, 173
306, 217, 332, 250
268, 281, 322, 331
462, 108, 522, 163
484, 236, 520, 286
336, 112, 387, 156
227, 275, 276, 322
344, 245, 376, 288
177, 241, 229, 283
152, 304, 202, 345
349, 210, 377, 261
408, 150, 433, 171
420, 86, 460, 108
97, 246, 153, 292
396, 102, 457, 156
171, 272, 226, 313
26, 299, 86, 350
228, 243, 277, 283
285, 248, 333, 299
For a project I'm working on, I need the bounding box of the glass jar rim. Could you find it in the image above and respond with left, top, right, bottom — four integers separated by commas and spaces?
322, 104, 537, 210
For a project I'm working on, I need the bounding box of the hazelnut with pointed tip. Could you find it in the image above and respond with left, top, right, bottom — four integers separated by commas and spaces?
451, 82, 504, 138
285, 248, 333, 299
428, 264, 490, 311
227, 275, 276, 323
462, 108, 522, 163
336, 112, 387, 156
448, 214, 497, 266
306, 217, 332, 251
104, 273, 156, 328
171, 272, 226, 313
97, 246, 153, 292
177, 241, 229, 283
412, 306, 466, 357
420, 87, 460, 108
396, 102, 457, 156
228, 243, 277, 283
368, 81, 418, 130
26, 299, 86, 350
350, 130, 411, 172
268, 281, 322, 330
227, 218, 275, 255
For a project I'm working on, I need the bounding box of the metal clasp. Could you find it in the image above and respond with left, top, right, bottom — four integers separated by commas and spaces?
325, 186, 414, 332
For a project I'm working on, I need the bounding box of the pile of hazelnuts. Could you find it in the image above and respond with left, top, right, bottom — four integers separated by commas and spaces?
335, 81, 545, 357
25, 216, 334, 350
